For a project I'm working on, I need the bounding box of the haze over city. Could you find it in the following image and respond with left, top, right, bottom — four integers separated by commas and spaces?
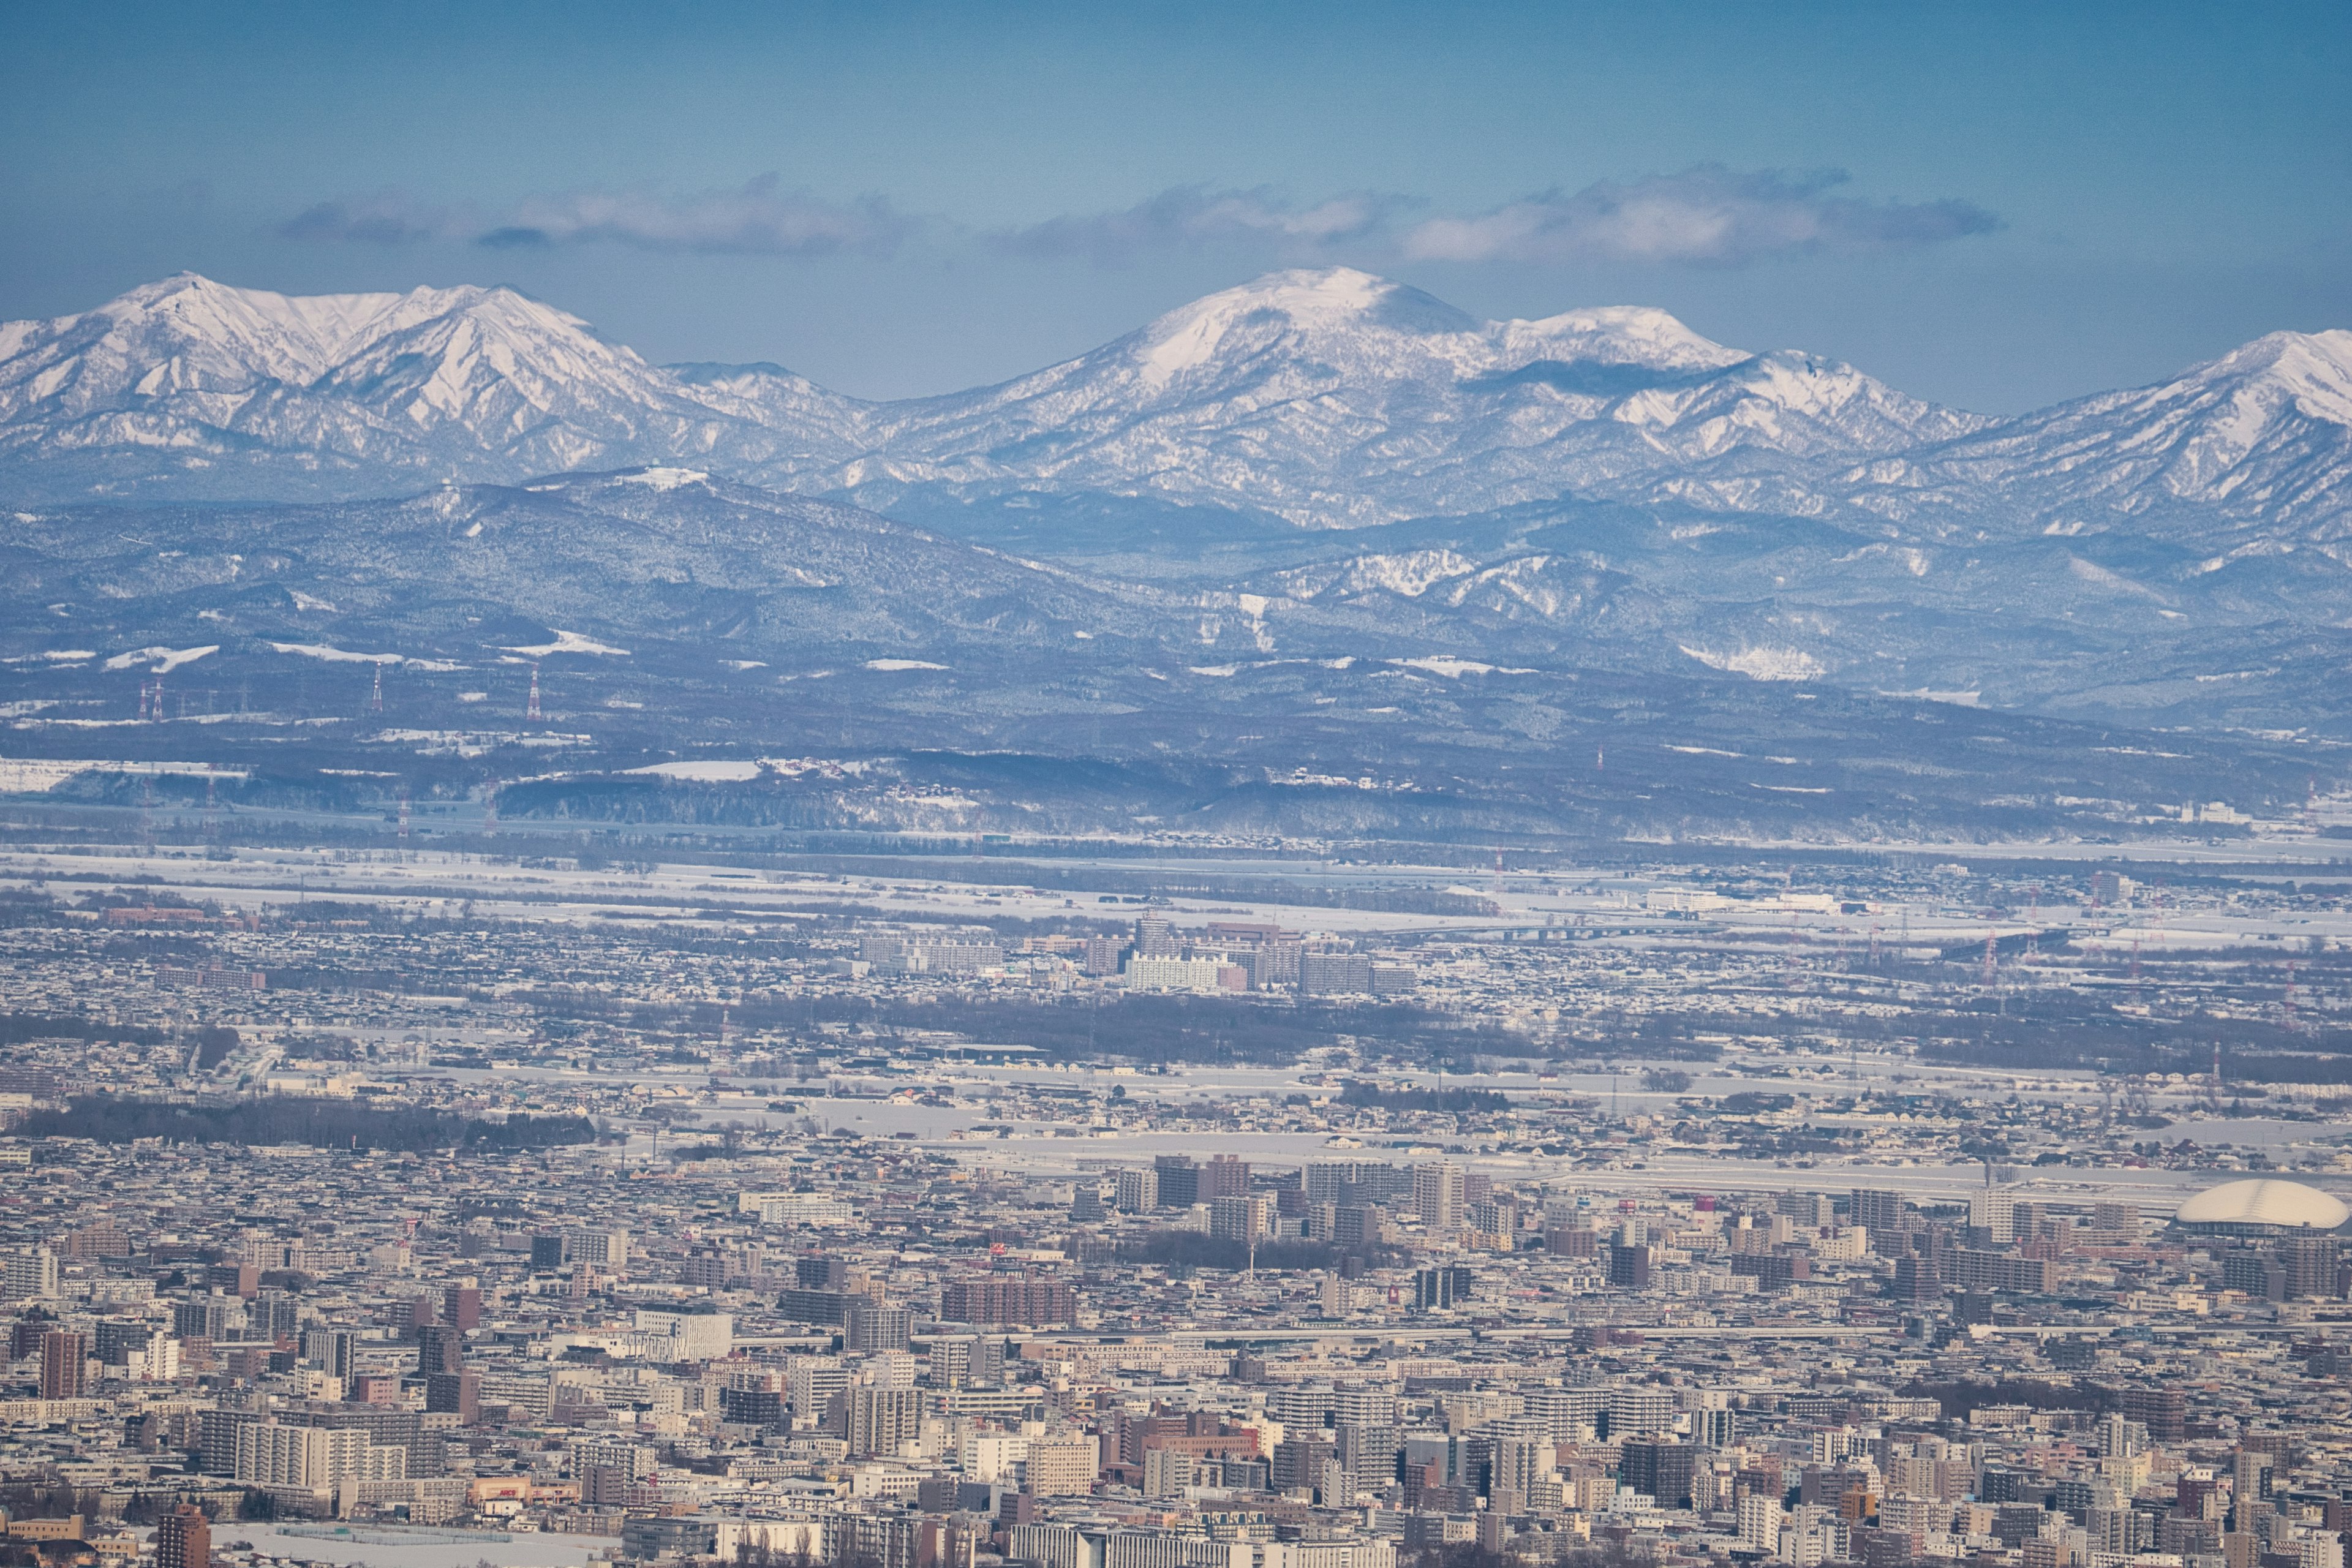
4, 11, 2352, 1568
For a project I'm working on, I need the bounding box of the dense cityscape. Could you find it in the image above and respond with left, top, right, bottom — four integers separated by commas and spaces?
6, 830, 2352, 1568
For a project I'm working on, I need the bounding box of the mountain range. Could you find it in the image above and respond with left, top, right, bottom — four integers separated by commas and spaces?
2, 268, 2349, 840
6, 269, 2346, 549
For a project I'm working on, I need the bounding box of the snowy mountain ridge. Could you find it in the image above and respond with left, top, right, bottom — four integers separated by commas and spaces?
0, 268, 2346, 552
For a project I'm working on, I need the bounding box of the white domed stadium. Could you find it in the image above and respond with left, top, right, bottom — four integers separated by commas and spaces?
2174, 1178, 2350, 1235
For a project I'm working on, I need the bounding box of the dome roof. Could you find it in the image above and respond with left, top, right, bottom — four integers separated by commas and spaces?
2175, 1178, 2350, 1231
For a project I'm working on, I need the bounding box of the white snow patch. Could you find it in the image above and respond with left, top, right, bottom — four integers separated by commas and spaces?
288, 590, 338, 612
104, 644, 218, 673
1189, 664, 1241, 677
1388, 656, 1536, 679
627, 760, 767, 782
1879, 687, 1983, 707
1679, 644, 1823, 682
613, 467, 711, 490
502, 630, 631, 657
722, 660, 768, 671
268, 642, 401, 665
864, 658, 948, 672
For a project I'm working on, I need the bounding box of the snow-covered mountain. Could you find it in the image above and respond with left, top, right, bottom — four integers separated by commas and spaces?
1, 268, 2347, 559
769, 268, 1994, 528
1839, 328, 2352, 546
0, 273, 839, 499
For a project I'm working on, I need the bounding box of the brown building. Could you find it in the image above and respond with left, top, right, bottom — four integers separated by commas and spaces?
156, 1504, 210, 1568
40, 1329, 88, 1399
938, 1275, 1076, 1327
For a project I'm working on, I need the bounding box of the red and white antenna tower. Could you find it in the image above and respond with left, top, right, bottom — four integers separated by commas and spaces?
526, 662, 542, 722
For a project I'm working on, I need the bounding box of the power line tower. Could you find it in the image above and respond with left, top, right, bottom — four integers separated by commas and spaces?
398, 790, 412, 843
371, 663, 383, 714
527, 662, 543, 722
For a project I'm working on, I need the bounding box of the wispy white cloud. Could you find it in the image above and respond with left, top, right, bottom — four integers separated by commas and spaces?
1400, 166, 2000, 266
282, 167, 1994, 270
281, 176, 913, 258
996, 186, 1409, 267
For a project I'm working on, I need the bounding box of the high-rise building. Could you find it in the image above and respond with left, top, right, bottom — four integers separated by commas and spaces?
1153, 1156, 1200, 1208
39, 1329, 88, 1398
938, 1275, 1076, 1326
1114, 1168, 1159, 1212
564, 1227, 628, 1270
425, 1369, 480, 1423
1609, 1244, 1654, 1290
445, 1283, 481, 1332
1621, 1440, 1698, 1508
832, 1386, 926, 1458
2, 1247, 59, 1300
2281, 1236, 2339, 1300
1970, 1189, 2016, 1243
1740, 1494, 1784, 1554
95, 1320, 154, 1366
1199, 1155, 1250, 1202
156, 1504, 209, 1568
173, 1297, 230, 1341
417, 1323, 465, 1376
1851, 1190, 1907, 1242
303, 1329, 358, 1381
845, 1299, 913, 1353
1026, 1436, 1101, 1496
1210, 1195, 1274, 1242
1412, 1266, 1472, 1311
1414, 1163, 1466, 1233
930, 1335, 1005, 1390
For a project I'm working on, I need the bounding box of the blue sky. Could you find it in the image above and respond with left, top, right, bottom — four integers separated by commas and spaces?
3, 0, 2346, 410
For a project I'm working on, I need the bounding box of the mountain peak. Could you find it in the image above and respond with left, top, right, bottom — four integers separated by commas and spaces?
2188, 328, 2352, 428
1128, 269, 1480, 390
1505, 304, 1747, 372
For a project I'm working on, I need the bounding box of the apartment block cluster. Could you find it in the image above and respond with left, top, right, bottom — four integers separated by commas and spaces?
6, 1110, 2352, 1568
858, 917, 1417, 997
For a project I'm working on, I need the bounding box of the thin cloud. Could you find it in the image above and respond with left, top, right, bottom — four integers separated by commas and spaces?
278, 192, 462, 246
486, 176, 912, 257
281, 167, 1995, 270
281, 176, 912, 258
1401, 165, 2000, 266
995, 186, 1408, 267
